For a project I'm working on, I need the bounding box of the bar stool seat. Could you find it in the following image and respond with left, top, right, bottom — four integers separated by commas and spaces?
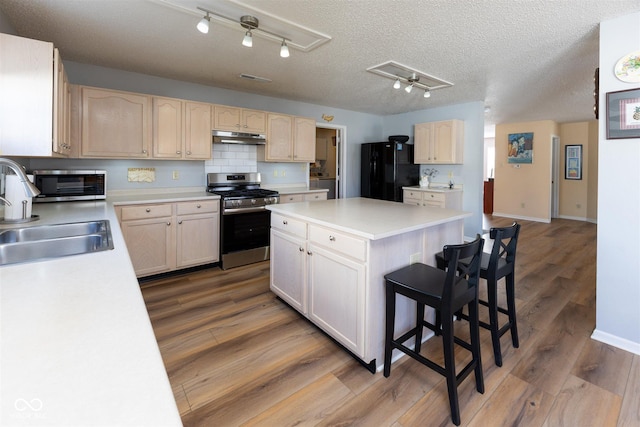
383, 235, 484, 426
435, 222, 521, 367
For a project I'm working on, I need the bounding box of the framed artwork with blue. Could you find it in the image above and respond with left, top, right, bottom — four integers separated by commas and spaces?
507, 132, 534, 164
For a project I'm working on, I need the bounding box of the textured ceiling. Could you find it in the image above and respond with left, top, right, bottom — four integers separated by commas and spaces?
2, 0, 639, 133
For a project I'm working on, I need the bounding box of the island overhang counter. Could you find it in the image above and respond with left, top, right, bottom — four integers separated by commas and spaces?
266, 197, 472, 372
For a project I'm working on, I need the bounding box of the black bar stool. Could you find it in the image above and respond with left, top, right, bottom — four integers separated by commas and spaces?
436, 222, 521, 367
383, 235, 484, 426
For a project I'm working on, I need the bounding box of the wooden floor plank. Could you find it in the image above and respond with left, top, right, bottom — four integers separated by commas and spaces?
617, 355, 640, 427
571, 339, 634, 396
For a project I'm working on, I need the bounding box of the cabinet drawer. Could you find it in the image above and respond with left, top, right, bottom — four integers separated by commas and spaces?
403, 196, 422, 206
404, 190, 423, 199
309, 225, 366, 261
120, 203, 172, 221
281, 194, 304, 203
423, 192, 445, 202
304, 192, 327, 201
271, 213, 307, 238
176, 200, 218, 215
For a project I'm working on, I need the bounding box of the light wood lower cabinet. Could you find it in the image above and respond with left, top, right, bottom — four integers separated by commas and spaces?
403, 188, 463, 210
270, 213, 366, 357
117, 199, 219, 277
279, 191, 328, 204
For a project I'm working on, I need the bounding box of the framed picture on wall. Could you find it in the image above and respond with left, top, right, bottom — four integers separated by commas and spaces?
565, 144, 582, 180
606, 88, 640, 139
507, 132, 533, 164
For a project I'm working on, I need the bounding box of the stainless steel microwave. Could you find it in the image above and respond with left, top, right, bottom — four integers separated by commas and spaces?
32, 170, 107, 202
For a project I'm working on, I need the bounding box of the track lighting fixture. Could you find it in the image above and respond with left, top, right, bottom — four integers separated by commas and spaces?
195, 7, 292, 58
423, 89, 431, 98
197, 13, 211, 34
367, 61, 453, 100
280, 39, 290, 58
393, 78, 401, 89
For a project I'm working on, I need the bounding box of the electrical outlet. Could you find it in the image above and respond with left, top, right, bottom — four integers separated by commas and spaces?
281, 170, 286, 177
576, 203, 581, 209
410, 253, 421, 264
521, 202, 525, 208
273, 170, 278, 177
172, 170, 179, 180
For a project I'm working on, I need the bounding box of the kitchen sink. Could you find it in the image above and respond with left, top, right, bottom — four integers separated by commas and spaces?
0, 220, 114, 266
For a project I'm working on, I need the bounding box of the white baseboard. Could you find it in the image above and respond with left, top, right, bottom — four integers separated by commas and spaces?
591, 329, 640, 356
491, 212, 551, 223
558, 214, 587, 221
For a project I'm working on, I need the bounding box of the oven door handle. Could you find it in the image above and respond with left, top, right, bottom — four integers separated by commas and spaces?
223, 206, 268, 215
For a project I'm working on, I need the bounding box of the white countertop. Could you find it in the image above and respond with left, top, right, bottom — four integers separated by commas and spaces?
0, 191, 217, 426
263, 185, 329, 195
266, 197, 471, 240
403, 185, 463, 193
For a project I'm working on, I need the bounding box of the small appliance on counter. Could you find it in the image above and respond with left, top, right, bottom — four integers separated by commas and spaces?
32, 170, 107, 202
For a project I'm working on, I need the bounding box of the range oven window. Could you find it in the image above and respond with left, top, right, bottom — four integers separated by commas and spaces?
221, 210, 270, 253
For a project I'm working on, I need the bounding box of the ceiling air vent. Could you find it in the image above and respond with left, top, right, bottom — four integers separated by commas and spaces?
238, 73, 272, 83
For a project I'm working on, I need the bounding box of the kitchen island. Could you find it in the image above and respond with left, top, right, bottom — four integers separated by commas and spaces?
0, 190, 218, 426
266, 197, 471, 372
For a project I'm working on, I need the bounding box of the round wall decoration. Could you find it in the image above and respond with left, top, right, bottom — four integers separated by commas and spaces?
614, 50, 640, 82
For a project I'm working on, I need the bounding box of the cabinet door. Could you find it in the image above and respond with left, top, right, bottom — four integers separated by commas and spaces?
176, 213, 218, 268
308, 244, 366, 357
270, 229, 307, 314
242, 109, 266, 133
213, 105, 241, 131
53, 48, 70, 156
414, 122, 432, 164
121, 217, 174, 277
153, 97, 183, 159
266, 113, 293, 161
432, 121, 456, 164
293, 117, 316, 162
81, 87, 151, 158
304, 192, 327, 202
184, 101, 212, 159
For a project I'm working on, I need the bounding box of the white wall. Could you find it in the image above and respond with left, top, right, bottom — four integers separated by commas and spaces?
592, 11, 640, 355
382, 102, 485, 238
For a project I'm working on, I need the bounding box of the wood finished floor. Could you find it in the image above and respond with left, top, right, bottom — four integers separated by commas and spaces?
140, 216, 640, 426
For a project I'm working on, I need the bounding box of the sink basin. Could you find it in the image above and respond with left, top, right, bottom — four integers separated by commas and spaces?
0, 220, 114, 266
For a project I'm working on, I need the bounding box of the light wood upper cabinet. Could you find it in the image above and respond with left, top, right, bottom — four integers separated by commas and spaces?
184, 101, 212, 160
259, 113, 316, 162
153, 97, 183, 159
414, 119, 464, 164
81, 87, 151, 158
213, 105, 266, 134
293, 117, 316, 162
0, 34, 70, 157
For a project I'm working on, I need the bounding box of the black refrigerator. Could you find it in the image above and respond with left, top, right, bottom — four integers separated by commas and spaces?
360, 142, 420, 202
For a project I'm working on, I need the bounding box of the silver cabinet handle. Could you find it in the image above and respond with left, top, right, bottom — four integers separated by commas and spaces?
299, 247, 304, 252
329, 236, 336, 241
176, 150, 181, 154
196, 204, 201, 208
178, 220, 183, 225
307, 251, 312, 255
283, 220, 288, 225
146, 208, 151, 212
166, 222, 171, 226
187, 151, 191, 155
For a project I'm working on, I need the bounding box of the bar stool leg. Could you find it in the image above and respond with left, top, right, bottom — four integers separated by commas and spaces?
468, 299, 485, 393
487, 277, 503, 367
441, 310, 460, 426
383, 282, 396, 377
415, 302, 425, 353
506, 273, 519, 348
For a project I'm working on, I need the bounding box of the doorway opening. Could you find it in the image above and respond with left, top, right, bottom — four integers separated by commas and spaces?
312, 124, 346, 199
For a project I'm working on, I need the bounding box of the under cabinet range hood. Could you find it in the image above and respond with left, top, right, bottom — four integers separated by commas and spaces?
212, 130, 266, 145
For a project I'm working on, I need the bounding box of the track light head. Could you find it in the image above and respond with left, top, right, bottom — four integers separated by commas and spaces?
393, 78, 401, 89
423, 89, 431, 98
405, 84, 413, 93
242, 31, 253, 47
280, 39, 290, 58
197, 13, 210, 34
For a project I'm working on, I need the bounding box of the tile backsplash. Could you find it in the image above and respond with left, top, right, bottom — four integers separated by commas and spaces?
205, 144, 257, 174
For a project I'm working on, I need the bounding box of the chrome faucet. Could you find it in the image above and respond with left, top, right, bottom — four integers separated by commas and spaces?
0, 158, 41, 204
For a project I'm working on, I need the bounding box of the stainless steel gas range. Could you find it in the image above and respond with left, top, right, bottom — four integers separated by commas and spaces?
206, 173, 279, 270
